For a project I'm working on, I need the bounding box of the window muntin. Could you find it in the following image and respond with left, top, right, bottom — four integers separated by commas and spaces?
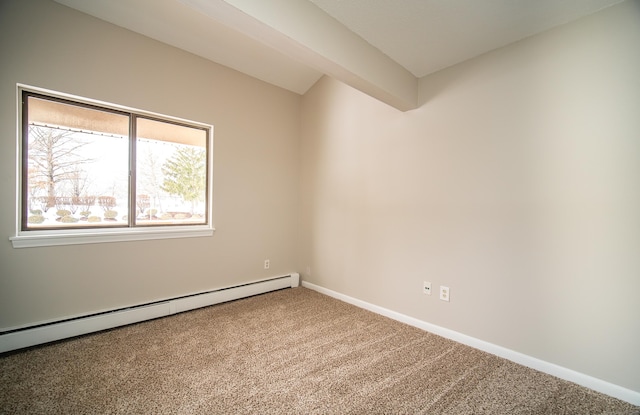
19, 88, 211, 236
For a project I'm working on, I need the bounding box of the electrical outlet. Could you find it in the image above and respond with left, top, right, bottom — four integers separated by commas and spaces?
264, 259, 270, 270
440, 286, 450, 302
423, 281, 432, 295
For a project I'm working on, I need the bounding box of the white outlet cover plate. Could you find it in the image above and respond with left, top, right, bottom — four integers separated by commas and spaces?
440, 286, 450, 302
423, 281, 432, 295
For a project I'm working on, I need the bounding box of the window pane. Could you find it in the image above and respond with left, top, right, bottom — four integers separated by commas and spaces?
136, 117, 208, 225
25, 96, 130, 229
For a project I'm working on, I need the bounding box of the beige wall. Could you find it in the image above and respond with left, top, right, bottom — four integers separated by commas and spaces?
2, 0, 639, 396
0, 1, 300, 327
299, 1, 640, 392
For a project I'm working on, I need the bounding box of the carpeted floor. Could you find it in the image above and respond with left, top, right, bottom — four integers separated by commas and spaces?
0, 287, 638, 414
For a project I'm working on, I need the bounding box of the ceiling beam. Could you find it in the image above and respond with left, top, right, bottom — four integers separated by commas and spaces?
181, 0, 419, 111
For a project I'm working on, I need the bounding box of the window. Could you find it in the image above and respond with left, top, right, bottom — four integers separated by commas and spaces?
11, 85, 213, 248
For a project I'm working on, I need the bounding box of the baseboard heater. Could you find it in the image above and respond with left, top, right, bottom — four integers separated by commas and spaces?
0, 273, 300, 354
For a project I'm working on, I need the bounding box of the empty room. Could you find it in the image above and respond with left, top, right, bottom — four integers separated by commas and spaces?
1, 0, 639, 413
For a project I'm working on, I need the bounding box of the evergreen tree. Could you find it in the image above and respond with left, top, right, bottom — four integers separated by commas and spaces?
161, 146, 206, 212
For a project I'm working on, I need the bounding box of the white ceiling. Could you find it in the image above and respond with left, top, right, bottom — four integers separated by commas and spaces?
309, 0, 624, 78
53, 0, 624, 110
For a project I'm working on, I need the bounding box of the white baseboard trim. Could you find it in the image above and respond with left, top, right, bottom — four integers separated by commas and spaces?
0, 273, 300, 354
301, 281, 640, 406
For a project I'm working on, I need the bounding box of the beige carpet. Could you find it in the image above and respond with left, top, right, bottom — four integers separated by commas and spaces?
1, 287, 638, 414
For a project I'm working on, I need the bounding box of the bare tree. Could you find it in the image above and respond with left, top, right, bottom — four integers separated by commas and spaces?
138, 144, 165, 212
65, 168, 93, 214
77, 195, 96, 217
136, 194, 151, 217
98, 195, 116, 211
68, 167, 91, 199
27, 166, 48, 212
27, 126, 93, 209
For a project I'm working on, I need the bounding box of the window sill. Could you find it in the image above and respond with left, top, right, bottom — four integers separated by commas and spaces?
10, 226, 215, 248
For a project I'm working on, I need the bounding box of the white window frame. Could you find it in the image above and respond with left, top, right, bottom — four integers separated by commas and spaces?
10, 84, 214, 249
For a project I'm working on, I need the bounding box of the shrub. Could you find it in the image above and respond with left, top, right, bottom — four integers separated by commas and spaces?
104, 210, 118, 219
28, 215, 45, 224
87, 216, 101, 223
37, 196, 54, 212
98, 196, 116, 211
137, 194, 150, 215
78, 196, 96, 211
60, 215, 79, 223
139, 209, 159, 220
56, 209, 71, 217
